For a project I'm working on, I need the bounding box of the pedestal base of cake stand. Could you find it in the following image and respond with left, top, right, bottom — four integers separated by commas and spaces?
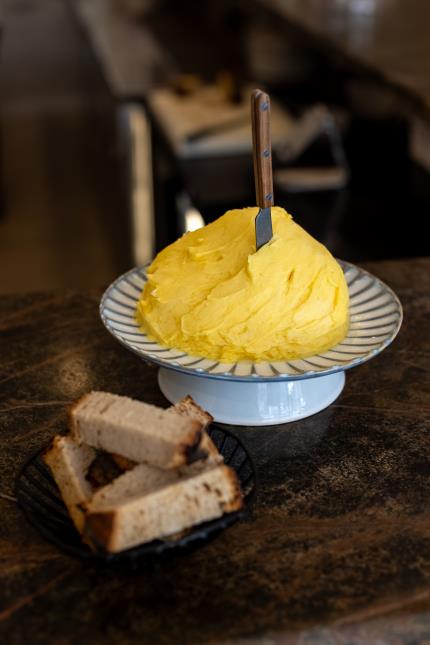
158, 368, 345, 426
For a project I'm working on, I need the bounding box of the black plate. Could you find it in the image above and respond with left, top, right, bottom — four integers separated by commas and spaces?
15, 425, 256, 566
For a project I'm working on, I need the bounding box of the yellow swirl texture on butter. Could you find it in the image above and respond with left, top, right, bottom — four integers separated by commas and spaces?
136, 206, 349, 361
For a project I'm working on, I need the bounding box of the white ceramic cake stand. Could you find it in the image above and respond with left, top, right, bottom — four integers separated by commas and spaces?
100, 261, 402, 426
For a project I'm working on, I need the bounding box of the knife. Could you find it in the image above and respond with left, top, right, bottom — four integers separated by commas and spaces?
251, 89, 274, 251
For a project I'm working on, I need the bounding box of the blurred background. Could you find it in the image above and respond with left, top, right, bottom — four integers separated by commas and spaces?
0, 0, 429, 293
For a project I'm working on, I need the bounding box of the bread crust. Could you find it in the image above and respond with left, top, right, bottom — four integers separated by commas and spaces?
84, 510, 117, 552
68, 392, 93, 440
219, 466, 244, 512
171, 396, 222, 464
173, 395, 214, 427
111, 453, 136, 471
177, 426, 204, 466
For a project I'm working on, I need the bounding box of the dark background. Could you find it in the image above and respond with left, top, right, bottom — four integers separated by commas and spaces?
0, 0, 428, 293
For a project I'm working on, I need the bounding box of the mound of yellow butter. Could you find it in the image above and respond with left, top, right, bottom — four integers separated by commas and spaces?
136, 206, 349, 362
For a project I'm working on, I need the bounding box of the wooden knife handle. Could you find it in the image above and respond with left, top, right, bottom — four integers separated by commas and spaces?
251, 89, 274, 209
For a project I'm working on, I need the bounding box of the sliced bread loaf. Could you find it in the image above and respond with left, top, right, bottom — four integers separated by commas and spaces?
88, 462, 181, 509
85, 463, 243, 552
43, 435, 95, 533
70, 391, 205, 469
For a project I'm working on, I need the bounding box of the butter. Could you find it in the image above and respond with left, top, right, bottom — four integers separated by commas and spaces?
136, 206, 349, 361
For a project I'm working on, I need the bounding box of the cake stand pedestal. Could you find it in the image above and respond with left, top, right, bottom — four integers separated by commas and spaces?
158, 367, 345, 426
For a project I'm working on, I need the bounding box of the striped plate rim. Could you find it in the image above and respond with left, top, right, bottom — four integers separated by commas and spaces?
99, 261, 403, 382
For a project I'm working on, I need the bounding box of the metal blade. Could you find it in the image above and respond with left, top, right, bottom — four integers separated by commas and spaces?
255, 207, 273, 251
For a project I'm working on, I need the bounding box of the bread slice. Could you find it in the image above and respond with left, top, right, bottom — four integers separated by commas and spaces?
88, 462, 181, 509
43, 435, 95, 533
87, 458, 218, 510
69, 391, 206, 469
171, 396, 222, 464
84, 463, 243, 552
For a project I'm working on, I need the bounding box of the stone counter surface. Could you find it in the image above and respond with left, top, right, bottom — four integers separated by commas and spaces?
0, 258, 429, 644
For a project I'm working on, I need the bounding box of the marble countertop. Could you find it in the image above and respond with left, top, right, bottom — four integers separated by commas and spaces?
261, 0, 430, 118
1, 257, 430, 643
